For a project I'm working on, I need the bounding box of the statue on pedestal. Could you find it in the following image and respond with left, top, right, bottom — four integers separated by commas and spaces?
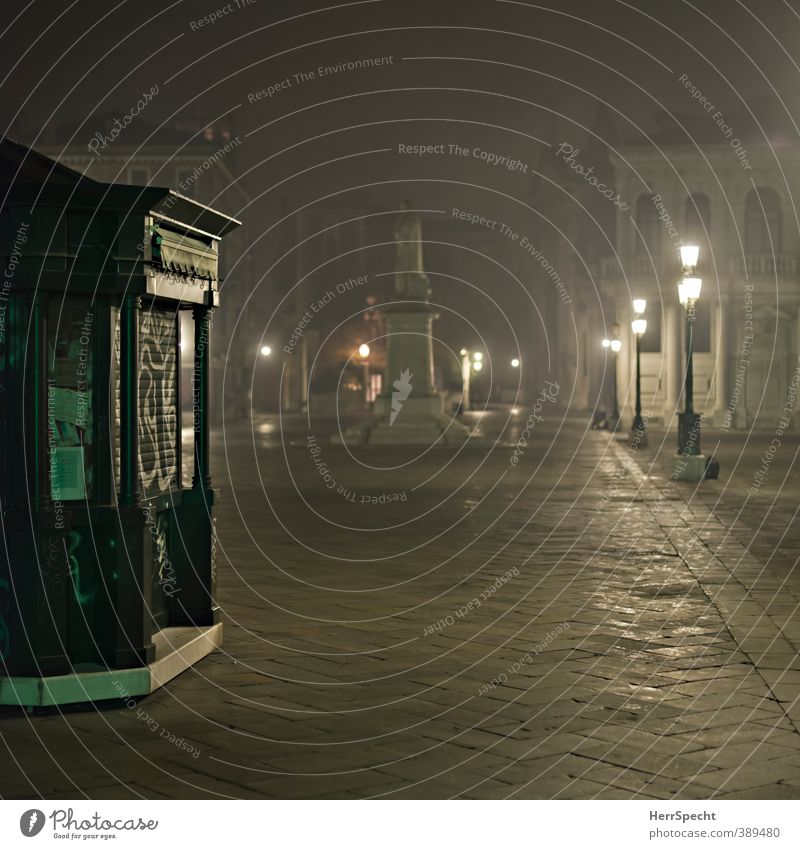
393, 201, 430, 301
334, 201, 477, 444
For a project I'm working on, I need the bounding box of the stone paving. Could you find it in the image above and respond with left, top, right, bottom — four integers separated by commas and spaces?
1, 411, 799, 799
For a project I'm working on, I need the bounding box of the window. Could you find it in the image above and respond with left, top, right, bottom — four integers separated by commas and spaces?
176, 167, 196, 195
635, 195, 661, 255
47, 297, 95, 500
179, 311, 194, 488
128, 167, 150, 186
684, 193, 710, 243
745, 187, 781, 253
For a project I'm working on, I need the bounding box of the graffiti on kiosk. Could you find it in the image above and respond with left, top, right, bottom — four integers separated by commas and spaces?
139, 312, 178, 493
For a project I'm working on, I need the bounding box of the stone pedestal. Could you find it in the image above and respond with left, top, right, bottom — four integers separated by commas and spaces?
381, 300, 438, 396
370, 394, 448, 444
337, 298, 475, 445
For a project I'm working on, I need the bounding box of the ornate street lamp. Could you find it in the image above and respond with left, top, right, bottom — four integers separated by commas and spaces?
677, 244, 703, 460
670, 243, 721, 481
631, 302, 647, 443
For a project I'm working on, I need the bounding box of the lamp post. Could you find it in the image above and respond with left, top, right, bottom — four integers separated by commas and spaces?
677, 244, 702, 459
671, 243, 714, 481
358, 343, 371, 405
631, 300, 647, 443
677, 274, 702, 451
602, 328, 622, 428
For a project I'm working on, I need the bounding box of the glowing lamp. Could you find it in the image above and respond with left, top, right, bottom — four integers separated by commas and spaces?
678, 276, 702, 306
680, 244, 699, 271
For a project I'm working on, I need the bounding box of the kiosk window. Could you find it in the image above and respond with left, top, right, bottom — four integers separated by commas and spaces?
47, 297, 94, 500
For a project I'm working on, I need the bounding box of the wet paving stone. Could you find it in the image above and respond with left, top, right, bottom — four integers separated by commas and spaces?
1, 414, 799, 799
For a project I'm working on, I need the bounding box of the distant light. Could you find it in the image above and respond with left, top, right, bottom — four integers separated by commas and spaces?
632, 318, 647, 337
610, 339, 622, 353
358, 343, 370, 358
511, 358, 520, 368
601, 338, 611, 348
632, 298, 646, 316
473, 360, 483, 372
460, 348, 468, 357
511, 407, 520, 415
680, 244, 700, 270
260, 345, 272, 357
473, 351, 483, 362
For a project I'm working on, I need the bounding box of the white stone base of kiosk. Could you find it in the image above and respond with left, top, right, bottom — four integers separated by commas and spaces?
0, 624, 222, 708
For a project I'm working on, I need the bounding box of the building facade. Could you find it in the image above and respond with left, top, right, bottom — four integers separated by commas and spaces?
602, 142, 800, 431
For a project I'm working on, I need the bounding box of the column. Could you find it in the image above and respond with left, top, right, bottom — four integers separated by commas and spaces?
713, 299, 729, 425
662, 302, 682, 427
795, 303, 800, 369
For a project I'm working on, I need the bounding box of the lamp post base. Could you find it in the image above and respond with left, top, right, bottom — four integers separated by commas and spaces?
671, 453, 708, 482
629, 420, 648, 448
677, 411, 702, 456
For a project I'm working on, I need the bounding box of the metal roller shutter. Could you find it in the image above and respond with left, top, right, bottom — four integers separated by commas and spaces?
139, 307, 178, 495
113, 304, 179, 497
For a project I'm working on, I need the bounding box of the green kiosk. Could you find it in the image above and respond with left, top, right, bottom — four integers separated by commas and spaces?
0, 140, 240, 707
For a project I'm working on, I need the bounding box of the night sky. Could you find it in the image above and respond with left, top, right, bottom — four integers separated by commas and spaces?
4, 0, 800, 377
